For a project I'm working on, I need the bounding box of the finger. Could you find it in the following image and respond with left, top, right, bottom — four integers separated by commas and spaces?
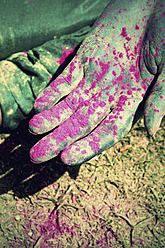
29, 56, 119, 134
30, 88, 113, 163
144, 72, 165, 136
34, 55, 83, 112
29, 71, 115, 134
29, 77, 92, 134
33, 31, 129, 115
61, 99, 140, 166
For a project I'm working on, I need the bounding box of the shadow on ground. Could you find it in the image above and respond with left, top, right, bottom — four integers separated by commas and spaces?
0, 117, 80, 198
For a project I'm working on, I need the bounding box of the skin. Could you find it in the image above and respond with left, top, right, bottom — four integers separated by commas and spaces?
144, 73, 165, 136
29, 0, 165, 166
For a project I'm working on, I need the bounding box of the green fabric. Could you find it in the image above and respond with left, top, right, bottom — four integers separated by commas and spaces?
0, 0, 108, 129
0, 0, 108, 60
0, 28, 90, 129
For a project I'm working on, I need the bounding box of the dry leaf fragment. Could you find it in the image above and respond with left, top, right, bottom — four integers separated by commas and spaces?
0, 133, 10, 144
119, 145, 132, 152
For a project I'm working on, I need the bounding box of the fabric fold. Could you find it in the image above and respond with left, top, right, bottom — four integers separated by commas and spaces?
0, 28, 91, 129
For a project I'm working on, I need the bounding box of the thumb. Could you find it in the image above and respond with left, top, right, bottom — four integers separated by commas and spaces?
144, 72, 165, 136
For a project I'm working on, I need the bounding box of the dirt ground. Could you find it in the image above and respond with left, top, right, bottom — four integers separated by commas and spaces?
0, 117, 164, 248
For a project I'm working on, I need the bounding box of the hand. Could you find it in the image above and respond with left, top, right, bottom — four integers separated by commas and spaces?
29, 0, 165, 165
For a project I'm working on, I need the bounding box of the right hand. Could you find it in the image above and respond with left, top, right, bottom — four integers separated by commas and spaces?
29, 0, 165, 166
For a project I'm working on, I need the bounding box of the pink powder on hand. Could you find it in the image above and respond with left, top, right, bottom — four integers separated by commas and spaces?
57, 49, 75, 65
121, 27, 127, 37
112, 70, 116, 76
81, 150, 87, 154
154, 109, 159, 113
89, 141, 100, 151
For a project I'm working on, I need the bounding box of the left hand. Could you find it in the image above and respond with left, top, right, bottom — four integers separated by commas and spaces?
29, 0, 165, 165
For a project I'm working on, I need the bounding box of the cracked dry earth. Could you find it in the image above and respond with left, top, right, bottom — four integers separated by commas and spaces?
0, 118, 164, 247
